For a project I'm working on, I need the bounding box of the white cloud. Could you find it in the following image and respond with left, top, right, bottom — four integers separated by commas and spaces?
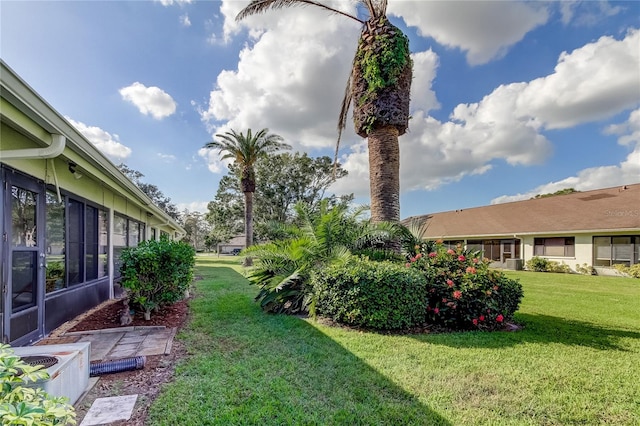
180, 14, 191, 27
65, 117, 132, 161
492, 108, 640, 204
200, 0, 361, 163
157, 153, 176, 162
176, 201, 209, 214
156, 0, 192, 6
198, 147, 225, 174
388, 0, 549, 65
119, 82, 177, 120
410, 49, 440, 113
517, 29, 640, 129
560, 0, 623, 27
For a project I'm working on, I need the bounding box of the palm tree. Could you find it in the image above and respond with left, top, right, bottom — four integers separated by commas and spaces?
203, 128, 290, 251
236, 0, 412, 225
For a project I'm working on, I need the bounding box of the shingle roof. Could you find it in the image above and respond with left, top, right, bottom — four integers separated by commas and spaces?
404, 183, 640, 238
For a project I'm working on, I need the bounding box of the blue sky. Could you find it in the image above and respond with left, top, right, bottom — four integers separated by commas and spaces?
2, 1, 639, 219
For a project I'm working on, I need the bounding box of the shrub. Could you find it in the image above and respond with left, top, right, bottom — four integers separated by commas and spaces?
548, 261, 572, 274
408, 242, 523, 331
526, 256, 550, 272
526, 257, 571, 273
629, 264, 640, 278
613, 263, 640, 278
575, 263, 595, 275
120, 236, 195, 318
0, 344, 76, 425
311, 257, 427, 330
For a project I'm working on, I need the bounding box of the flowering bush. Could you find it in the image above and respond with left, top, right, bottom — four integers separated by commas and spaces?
407, 242, 523, 331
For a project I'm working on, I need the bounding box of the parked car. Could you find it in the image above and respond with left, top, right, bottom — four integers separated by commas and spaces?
231, 248, 242, 256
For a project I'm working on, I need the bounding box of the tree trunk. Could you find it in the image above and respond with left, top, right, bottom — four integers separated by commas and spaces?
368, 125, 400, 224
244, 190, 254, 266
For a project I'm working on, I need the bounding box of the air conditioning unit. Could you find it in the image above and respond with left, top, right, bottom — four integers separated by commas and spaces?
11, 341, 91, 405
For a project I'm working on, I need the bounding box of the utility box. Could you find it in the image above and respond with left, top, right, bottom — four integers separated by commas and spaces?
506, 259, 524, 270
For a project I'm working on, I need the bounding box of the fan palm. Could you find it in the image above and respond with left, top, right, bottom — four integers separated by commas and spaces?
244, 200, 404, 313
203, 128, 291, 249
237, 0, 412, 225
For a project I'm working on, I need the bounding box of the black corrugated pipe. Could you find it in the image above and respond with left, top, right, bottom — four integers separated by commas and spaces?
90, 356, 146, 377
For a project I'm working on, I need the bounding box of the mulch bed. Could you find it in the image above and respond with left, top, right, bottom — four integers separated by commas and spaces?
67, 298, 190, 333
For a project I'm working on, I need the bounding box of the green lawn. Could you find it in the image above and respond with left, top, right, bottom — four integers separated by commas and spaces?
148, 256, 640, 425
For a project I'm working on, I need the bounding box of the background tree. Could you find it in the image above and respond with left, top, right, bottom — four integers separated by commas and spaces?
532, 188, 579, 199
205, 152, 352, 242
118, 163, 180, 220
203, 128, 290, 250
179, 211, 210, 251
205, 173, 245, 241
237, 0, 412, 226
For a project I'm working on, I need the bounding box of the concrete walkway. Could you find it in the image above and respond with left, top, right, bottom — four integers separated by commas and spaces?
35, 313, 179, 425
64, 326, 177, 361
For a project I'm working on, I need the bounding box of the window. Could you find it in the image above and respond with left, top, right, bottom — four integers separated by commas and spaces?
534, 237, 575, 257
113, 214, 145, 280
45, 192, 108, 290
46, 191, 65, 293
465, 239, 520, 262
67, 199, 84, 286
594, 236, 640, 266
442, 240, 463, 250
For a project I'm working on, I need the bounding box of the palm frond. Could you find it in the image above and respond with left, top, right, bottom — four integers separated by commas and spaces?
334, 55, 356, 176
236, 0, 364, 24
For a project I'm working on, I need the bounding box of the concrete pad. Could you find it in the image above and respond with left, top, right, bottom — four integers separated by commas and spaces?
77, 333, 124, 362
80, 394, 138, 426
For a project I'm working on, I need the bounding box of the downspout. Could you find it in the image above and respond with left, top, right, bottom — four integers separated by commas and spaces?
1, 133, 65, 159
1, 134, 66, 202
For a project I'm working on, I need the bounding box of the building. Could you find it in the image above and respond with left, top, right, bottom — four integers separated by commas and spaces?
1, 61, 185, 346
404, 184, 640, 272
217, 235, 245, 255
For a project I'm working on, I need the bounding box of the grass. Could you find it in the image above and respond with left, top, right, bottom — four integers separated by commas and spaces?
148, 256, 640, 425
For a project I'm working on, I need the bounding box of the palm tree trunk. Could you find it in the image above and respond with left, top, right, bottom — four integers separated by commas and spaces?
368, 125, 400, 224
244, 190, 254, 266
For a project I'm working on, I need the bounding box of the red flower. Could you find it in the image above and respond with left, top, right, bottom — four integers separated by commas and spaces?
479, 315, 485, 321
472, 257, 479, 264
428, 252, 437, 258
493, 285, 499, 291
496, 314, 504, 323
472, 318, 478, 326
447, 279, 454, 287
447, 249, 455, 255
458, 255, 466, 261
405, 263, 411, 268
466, 266, 477, 274
434, 308, 440, 314
442, 298, 448, 303
453, 290, 462, 300
415, 253, 423, 259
